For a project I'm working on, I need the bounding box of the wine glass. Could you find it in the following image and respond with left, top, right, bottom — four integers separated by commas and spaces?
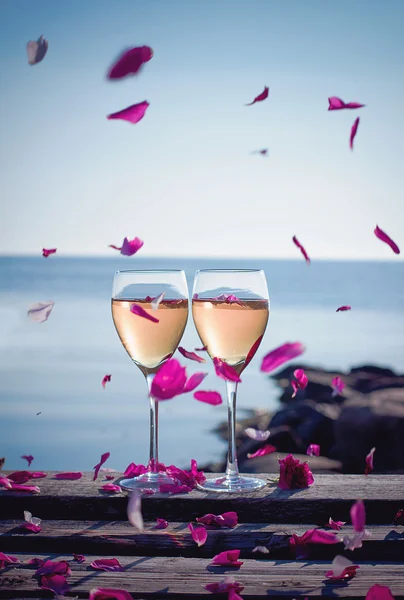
192, 269, 270, 492
112, 270, 189, 491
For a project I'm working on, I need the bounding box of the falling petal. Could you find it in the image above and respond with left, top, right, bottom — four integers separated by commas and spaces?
194, 390, 222, 405
211, 549, 243, 567
130, 303, 159, 323
127, 491, 144, 531
251, 148, 268, 156
244, 428, 270, 441
73, 553, 86, 563
90, 558, 124, 572
351, 499, 366, 532
21, 454, 34, 466
246, 86, 269, 105
120, 236, 144, 256
365, 447, 376, 475
151, 359, 187, 399
350, 117, 360, 150
178, 347, 206, 363
107, 101, 149, 124
107, 45, 153, 79
100, 483, 122, 493
292, 236, 310, 264
40, 574, 70, 596
0, 457, 4, 469
247, 444, 276, 459
366, 585, 395, 600
261, 342, 305, 373
188, 522, 208, 547
90, 589, 133, 600
105, 475, 115, 480
26, 35, 48, 65
55, 472, 82, 480
336, 305, 351, 312
325, 555, 359, 580
42, 248, 57, 258
93, 452, 110, 481
331, 376, 345, 397
307, 444, 320, 457
102, 374, 111, 389
245, 335, 264, 368
291, 368, 308, 397
155, 518, 169, 529
183, 371, 207, 393
328, 97, 365, 110
27, 301, 54, 323
374, 226, 400, 254
151, 292, 165, 310
213, 357, 241, 382
195, 345, 208, 352
328, 517, 346, 530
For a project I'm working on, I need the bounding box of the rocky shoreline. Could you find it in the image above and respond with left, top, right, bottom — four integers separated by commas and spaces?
204, 364, 404, 474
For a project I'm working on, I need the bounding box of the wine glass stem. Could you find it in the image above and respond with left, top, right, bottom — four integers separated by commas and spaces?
146, 374, 159, 478
225, 380, 240, 483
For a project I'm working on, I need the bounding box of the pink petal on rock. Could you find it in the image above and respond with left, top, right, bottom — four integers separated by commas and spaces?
155, 518, 169, 529
42, 248, 57, 258
292, 235, 310, 264
213, 358, 241, 382
307, 444, 320, 457
8, 471, 31, 483
101, 483, 122, 493
93, 452, 110, 481
365, 447, 376, 475
247, 444, 276, 459
197, 512, 238, 529
278, 454, 314, 489
336, 305, 351, 312
127, 491, 144, 531
188, 523, 208, 547
27, 301, 54, 323
328, 97, 365, 110
123, 463, 147, 477
26, 557, 45, 567
0, 476, 12, 489
0, 552, 19, 569
325, 555, 359, 580
22, 510, 42, 533
244, 428, 270, 441
151, 292, 165, 310
194, 390, 223, 405
36, 559, 71, 576
374, 226, 400, 254
290, 528, 339, 559
102, 374, 111, 389
178, 347, 206, 363
215, 293, 244, 305
107, 101, 149, 124
73, 553, 86, 563
55, 472, 82, 480
261, 342, 305, 373
205, 577, 244, 595
107, 45, 153, 79
328, 517, 346, 530
90, 558, 124, 572
40, 574, 70, 596
211, 549, 243, 567
130, 303, 159, 323
151, 359, 187, 400
183, 371, 207, 393
350, 117, 360, 150
90, 589, 133, 600
27, 35, 48, 65
351, 499, 366, 532
120, 236, 144, 256
366, 585, 395, 600
30, 471, 47, 479
246, 86, 269, 105
9, 483, 40, 493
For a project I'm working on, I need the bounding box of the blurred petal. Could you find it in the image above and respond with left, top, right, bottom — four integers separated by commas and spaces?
328, 517, 346, 530
130, 303, 159, 323
393, 509, 404, 525
151, 292, 165, 310
366, 585, 395, 600
188, 522, 208, 546
55, 472, 82, 480
292, 235, 310, 264
195, 345, 208, 351
194, 390, 222, 405
213, 358, 241, 382
155, 518, 169, 529
351, 499, 366, 532
93, 452, 110, 481
127, 491, 144, 531
246, 86, 269, 105
244, 428, 270, 441
0, 552, 19, 568
331, 376, 345, 396
343, 529, 371, 551
159, 483, 192, 494
107, 45, 153, 79
27, 302, 54, 323
27, 35, 48, 65
350, 117, 360, 150
9, 483, 40, 493
290, 528, 339, 559
252, 545, 270, 554
151, 359, 187, 400
325, 555, 359, 580
336, 305, 351, 312
183, 371, 207, 393
107, 101, 149, 124
42, 248, 57, 258
261, 342, 305, 373
307, 444, 320, 457
365, 447, 376, 475
328, 96, 365, 110
178, 347, 206, 363
100, 484, 122, 493
0, 476, 12, 489
90, 558, 124, 572
8, 471, 31, 483
102, 374, 111, 389
21, 454, 34, 466
73, 553, 86, 563
374, 226, 400, 254
247, 444, 276, 459
291, 368, 308, 397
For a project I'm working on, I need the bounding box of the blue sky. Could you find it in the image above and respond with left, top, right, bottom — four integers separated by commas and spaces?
0, 0, 403, 259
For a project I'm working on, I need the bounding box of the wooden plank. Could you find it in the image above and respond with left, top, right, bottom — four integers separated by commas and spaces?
0, 554, 403, 599
0, 521, 403, 561
1, 473, 403, 523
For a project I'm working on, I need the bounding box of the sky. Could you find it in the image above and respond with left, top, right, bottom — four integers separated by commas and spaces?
0, 0, 403, 259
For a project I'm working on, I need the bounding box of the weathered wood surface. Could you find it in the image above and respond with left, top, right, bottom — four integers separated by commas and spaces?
1, 554, 404, 599
1, 472, 402, 523
1, 520, 403, 560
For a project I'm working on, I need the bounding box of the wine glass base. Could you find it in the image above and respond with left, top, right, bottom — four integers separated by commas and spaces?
198, 475, 267, 493
119, 472, 174, 492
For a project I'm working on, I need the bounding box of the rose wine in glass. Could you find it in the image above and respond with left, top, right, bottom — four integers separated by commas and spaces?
112, 270, 189, 490
192, 269, 269, 492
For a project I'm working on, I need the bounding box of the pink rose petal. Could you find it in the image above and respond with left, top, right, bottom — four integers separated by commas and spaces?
21, 454, 34, 467
205, 577, 244, 594
196, 511, 238, 529
336, 305, 351, 312
9, 483, 40, 493
26, 557, 45, 567
0, 552, 19, 569
107, 101, 149, 124
213, 357, 241, 382
101, 483, 122, 493
40, 574, 70, 596
90, 558, 124, 572
36, 559, 71, 576
374, 225, 400, 255
261, 342, 306, 373
107, 45, 153, 79
245, 335, 264, 368
151, 359, 187, 400
102, 374, 111, 389
246, 86, 269, 105
73, 553, 86, 563
0, 476, 12, 489
290, 528, 339, 559
130, 303, 159, 323
350, 117, 360, 150
331, 376, 345, 397
178, 347, 206, 363
22, 510, 41, 533
215, 293, 244, 305
195, 345, 208, 352
244, 428, 270, 441
42, 248, 57, 258
109, 236, 144, 256
291, 368, 308, 397
188, 523, 208, 547
27, 35, 48, 65
127, 491, 144, 531
211, 549, 243, 567
328, 97, 365, 110
343, 529, 371, 551
325, 555, 359, 580
366, 585, 395, 600
183, 371, 207, 393
155, 518, 169, 529
247, 444, 276, 459
292, 235, 310, 264
279, 454, 314, 489
55, 472, 82, 480
93, 452, 110, 481
351, 499, 366, 532
194, 390, 223, 405
307, 444, 320, 457
30, 471, 47, 479
365, 447, 376, 475
151, 292, 165, 310
8, 471, 31, 483
328, 517, 346, 531
27, 301, 54, 323
105, 475, 115, 480
123, 462, 147, 477
90, 589, 133, 600
159, 483, 192, 494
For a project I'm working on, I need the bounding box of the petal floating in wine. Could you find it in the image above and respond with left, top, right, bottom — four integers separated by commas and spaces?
211, 549, 243, 567
245, 335, 264, 368
100, 483, 122, 493
130, 303, 159, 323
261, 342, 305, 373
42, 248, 57, 258
127, 491, 144, 531
244, 427, 270, 441
213, 357, 241, 382
178, 346, 206, 363
40, 574, 70, 597
336, 305, 351, 312
247, 444, 276, 459
107, 101, 149, 124
90, 558, 124, 572
54, 472, 82, 480
328, 97, 365, 110
93, 452, 110, 481
245, 86, 269, 106
107, 45, 153, 79
27, 302, 54, 323
102, 374, 111, 389
365, 447, 376, 475
193, 390, 223, 405
188, 522, 208, 547
215, 293, 243, 305
151, 359, 187, 400
90, 589, 133, 600
374, 225, 400, 254
27, 35, 48, 65
350, 117, 360, 150
151, 292, 165, 310
292, 235, 310, 264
